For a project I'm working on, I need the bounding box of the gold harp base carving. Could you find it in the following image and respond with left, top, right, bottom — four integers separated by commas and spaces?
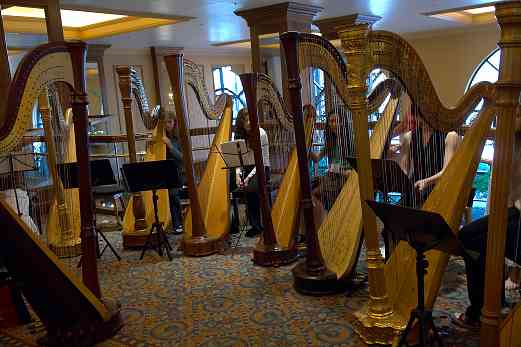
353, 305, 406, 345
252, 242, 298, 267
132, 192, 148, 234
49, 242, 82, 258
40, 299, 123, 346
181, 235, 222, 257
292, 261, 349, 296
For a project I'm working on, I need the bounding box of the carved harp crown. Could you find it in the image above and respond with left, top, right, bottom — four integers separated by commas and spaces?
0, 41, 86, 153
183, 59, 227, 120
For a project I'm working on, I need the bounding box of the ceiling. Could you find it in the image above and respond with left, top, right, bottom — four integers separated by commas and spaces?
4, 0, 499, 53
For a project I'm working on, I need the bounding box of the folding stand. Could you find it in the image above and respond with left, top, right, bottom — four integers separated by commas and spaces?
58, 159, 122, 264
122, 160, 181, 261
216, 140, 254, 250
367, 200, 466, 347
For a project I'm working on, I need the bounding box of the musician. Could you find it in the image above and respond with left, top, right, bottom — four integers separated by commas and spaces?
234, 108, 270, 238
162, 116, 185, 234
454, 115, 521, 330
399, 110, 461, 206
310, 108, 353, 216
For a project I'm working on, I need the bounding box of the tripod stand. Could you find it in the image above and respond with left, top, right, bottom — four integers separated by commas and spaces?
397, 248, 443, 347
140, 189, 173, 261
122, 159, 181, 261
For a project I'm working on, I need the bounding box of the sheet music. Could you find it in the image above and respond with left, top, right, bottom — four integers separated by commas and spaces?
219, 139, 255, 168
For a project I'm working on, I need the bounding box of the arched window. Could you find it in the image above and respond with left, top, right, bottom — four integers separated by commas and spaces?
212, 65, 246, 123
466, 47, 500, 217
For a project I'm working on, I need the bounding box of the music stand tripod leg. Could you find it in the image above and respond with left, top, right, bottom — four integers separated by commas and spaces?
97, 228, 121, 261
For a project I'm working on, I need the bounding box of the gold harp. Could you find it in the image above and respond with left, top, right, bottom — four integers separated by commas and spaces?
117, 66, 170, 248
316, 18, 497, 343
240, 72, 315, 266
280, 31, 403, 294
164, 54, 232, 256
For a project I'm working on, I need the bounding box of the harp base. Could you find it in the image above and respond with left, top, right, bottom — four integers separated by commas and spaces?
252, 243, 298, 267
49, 241, 82, 258
352, 305, 406, 345
122, 232, 153, 249
182, 235, 221, 257
38, 300, 123, 347
291, 261, 348, 296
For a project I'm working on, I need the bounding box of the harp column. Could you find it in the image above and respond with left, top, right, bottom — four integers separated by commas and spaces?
116, 66, 149, 246
481, 3, 521, 345
339, 23, 404, 344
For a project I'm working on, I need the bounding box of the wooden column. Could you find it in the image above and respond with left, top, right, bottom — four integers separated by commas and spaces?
44, 0, 64, 41
481, 3, 521, 345
235, 2, 322, 97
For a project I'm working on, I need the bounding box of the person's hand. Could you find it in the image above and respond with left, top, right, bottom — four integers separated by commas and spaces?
162, 136, 172, 148
243, 177, 250, 187
310, 152, 319, 162
415, 179, 428, 192
342, 169, 352, 178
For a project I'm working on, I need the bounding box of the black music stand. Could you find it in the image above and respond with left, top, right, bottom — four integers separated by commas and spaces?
58, 159, 121, 262
346, 157, 417, 206
367, 200, 465, 347
122, 160, 180, 261
216, 141, 254, 248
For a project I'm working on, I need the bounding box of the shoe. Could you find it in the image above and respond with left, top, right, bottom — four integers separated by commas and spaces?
245, 227, 262, 238
172, 226, 183, 235
451, 312, 480, 331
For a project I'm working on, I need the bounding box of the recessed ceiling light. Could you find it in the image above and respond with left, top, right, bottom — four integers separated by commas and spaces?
1, 6, 126, 28
463, 6, 495, 15
424, 4, 497, 25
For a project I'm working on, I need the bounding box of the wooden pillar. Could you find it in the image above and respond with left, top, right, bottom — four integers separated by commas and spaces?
481, 3, 521, 345
44, 0, 64, 42
250, 26, 261, 73
235, 2, 322, 97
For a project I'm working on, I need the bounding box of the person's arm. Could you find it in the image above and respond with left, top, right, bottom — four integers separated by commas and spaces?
399, 131, 411, 174
415, 131, 461, 191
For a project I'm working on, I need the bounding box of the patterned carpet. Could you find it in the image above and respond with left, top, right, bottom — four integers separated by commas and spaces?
1, 228, 517, 346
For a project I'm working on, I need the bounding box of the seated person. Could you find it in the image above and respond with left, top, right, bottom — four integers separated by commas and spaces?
162, 116, 185, 234
399, 111, 460, 207
310, 108, 353, 222
454, 115, 521, 330
233, 108, 270, 238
